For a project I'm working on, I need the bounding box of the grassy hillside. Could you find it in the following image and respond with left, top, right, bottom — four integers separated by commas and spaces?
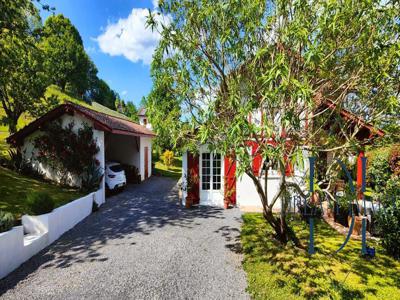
45, 85, 130, 120
0, 107, 32, 158
0, 166, 83, 219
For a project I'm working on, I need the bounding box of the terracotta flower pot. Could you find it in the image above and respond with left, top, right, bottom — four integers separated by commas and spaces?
348, 215, 363, 235
327, 208, 333, 218
185, 195, 194, 208
224, 200, 229, 209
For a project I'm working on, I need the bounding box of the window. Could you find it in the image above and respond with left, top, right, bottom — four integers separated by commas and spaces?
201, 152, 221, 191
109, 164, 123, 172
202, 153, 211, 190
212, 154, 221, 190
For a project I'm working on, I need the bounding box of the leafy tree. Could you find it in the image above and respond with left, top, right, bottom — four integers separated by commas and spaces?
146, 83, 182, 151
0, 0, 47, 133
86, 78, 118, 109
39, 14, 91, 96
115, 98, 139, 122
148, 0, 400, 244
125, 102, 139, 122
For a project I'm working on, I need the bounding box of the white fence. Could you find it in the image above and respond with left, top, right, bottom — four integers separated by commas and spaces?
0, 190, 102, 279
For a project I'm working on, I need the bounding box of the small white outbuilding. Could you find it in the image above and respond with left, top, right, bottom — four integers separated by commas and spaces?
7, 102, 155, 204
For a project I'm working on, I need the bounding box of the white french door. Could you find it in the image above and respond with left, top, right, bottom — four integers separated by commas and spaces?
200, 152, 223, 206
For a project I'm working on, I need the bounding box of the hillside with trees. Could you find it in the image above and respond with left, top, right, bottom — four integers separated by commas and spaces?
0, 0, 139, 136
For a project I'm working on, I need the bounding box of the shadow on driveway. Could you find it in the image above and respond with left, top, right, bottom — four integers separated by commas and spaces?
0, 177, 239, 297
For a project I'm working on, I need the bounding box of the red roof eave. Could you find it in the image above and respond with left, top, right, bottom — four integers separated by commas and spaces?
7, 103, 155, 145
324, 100, 385, 138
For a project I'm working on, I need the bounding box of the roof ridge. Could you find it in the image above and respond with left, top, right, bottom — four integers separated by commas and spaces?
65, 101, 145, 128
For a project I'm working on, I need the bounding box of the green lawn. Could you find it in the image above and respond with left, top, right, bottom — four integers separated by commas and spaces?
0, 166, 84, 219
154, 157, 182, 179
0, 107, 32, 159
241, 214, 400, 300
0, 131, 9, 158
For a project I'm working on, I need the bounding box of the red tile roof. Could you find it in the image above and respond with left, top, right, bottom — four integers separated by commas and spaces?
7, 102, 155, 146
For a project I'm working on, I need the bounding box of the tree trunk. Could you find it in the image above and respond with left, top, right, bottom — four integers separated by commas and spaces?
8, 115, 19, 134
246, 169, 303, 247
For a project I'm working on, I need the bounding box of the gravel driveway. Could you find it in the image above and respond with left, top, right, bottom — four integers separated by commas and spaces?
0, 177, 249, 300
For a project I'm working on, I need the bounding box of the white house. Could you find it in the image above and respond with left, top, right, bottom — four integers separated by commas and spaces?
181, 101, 384, 211
7, 102, 155, 203
138, 107, 152, 130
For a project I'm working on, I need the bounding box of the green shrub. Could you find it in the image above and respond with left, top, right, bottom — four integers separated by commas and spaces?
367, 148, 391, 194
162, 150, 174, 169
376, 203, 400, 260
389, 145, 400, 176
81, 160, 104, 192
0, 211, 15, 233
26, 192, 55, 215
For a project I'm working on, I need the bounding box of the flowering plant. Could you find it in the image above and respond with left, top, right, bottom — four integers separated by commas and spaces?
34, 120, 100, 187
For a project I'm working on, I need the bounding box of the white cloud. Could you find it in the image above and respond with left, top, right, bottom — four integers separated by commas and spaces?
152, 0, 158, 8
96, 8, 164, 65
121, 90, 128, 96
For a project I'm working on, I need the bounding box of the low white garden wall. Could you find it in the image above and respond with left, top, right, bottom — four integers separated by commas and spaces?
0, 190, 99, 279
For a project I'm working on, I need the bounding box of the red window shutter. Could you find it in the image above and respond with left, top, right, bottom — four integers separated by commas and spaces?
224, 156, 236, 205
187, 153, 200, 204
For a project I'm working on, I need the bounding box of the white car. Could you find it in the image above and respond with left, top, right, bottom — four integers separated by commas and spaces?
105, 162, 127, 191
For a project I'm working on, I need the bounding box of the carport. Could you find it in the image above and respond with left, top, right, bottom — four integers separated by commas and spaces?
105, 133, 153, 181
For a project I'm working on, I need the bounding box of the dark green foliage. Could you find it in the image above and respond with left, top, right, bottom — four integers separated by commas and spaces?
376, 202, 400, 260
39, 14, 92, 96
6, 148, 44, 179
0, 0, 47, 133
0, 210, 15, 233
85, 78, 118, 109
389, 145, 400, 176
115, 99, 139, 122
81, 161, 104, 192
33, 120, 100, 186
7, 148, 24, 171
26, 192, 55, 215
367, 147, 392, 194
297, 203, 322, 221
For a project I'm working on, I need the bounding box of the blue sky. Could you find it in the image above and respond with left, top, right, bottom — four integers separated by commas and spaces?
40, 0, 159, 108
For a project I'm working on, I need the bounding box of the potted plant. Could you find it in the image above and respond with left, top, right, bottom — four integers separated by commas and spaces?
223, 177, 235, 209
184, 170, 199, 208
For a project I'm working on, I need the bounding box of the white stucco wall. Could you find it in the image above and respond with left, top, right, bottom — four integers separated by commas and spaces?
105, 134, 140, 167
236, 173, 305, 212
93, 130, 105, 205
139, 136, 152, 181
181, 151, 188, 205
21, 114, 103, 187
138, 116, 152, 129
0, 192, 96, 280
20, 113, 106, 203
236, 152, 309, 212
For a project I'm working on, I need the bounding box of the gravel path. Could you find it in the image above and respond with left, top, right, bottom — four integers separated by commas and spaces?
0, 177, 249, 300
